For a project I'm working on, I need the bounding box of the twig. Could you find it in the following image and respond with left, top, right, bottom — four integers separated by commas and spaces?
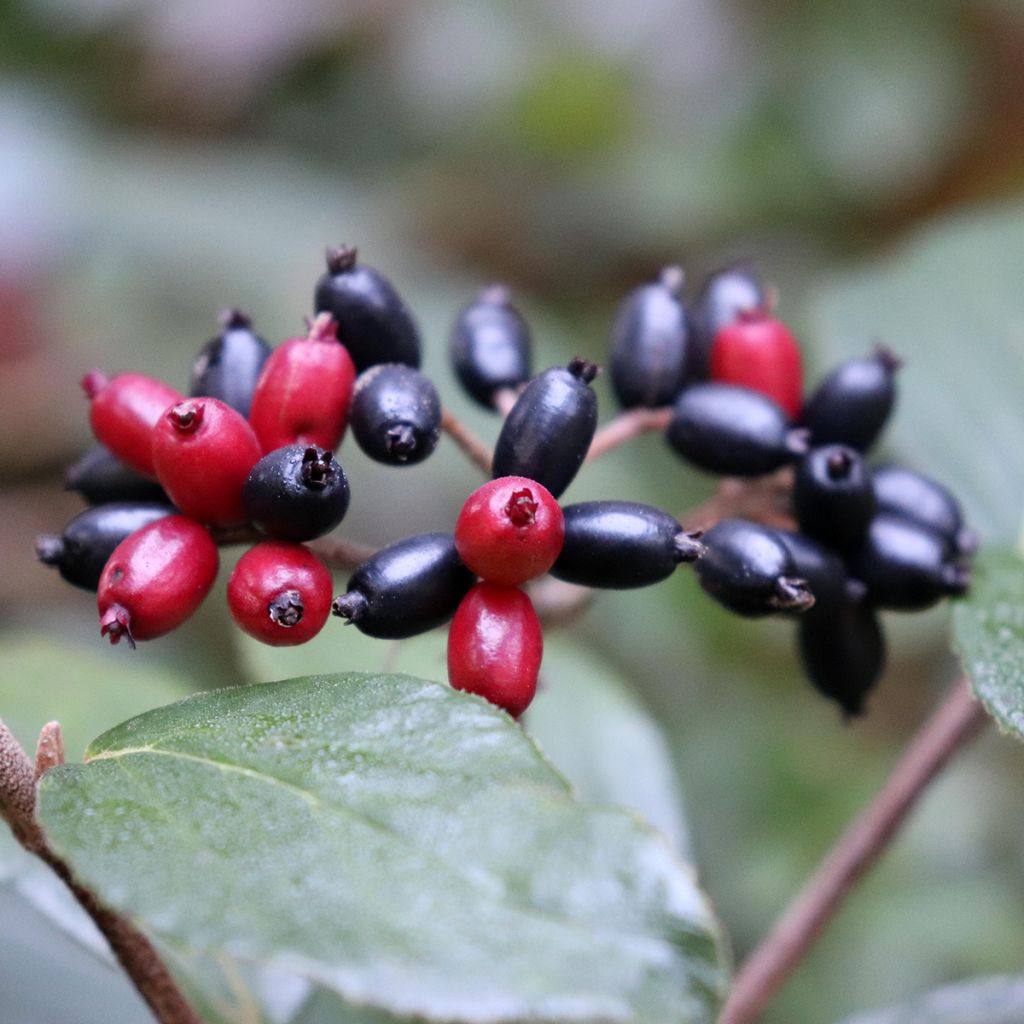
586, 408, 672, 462
441, 406, 493, 475
34, 721, 64, 780
493, 388, 520, 417
0, 719, 203, 1024
309, 536, 377, 571
718, 677, 987, 1024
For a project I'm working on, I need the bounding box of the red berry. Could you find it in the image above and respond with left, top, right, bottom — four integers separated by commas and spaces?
248, 313, 356, 453
454, 476, 564, 586
152, 398, 262, 525
82, 371, 184, 477
447, 582, 542, 718
709, 310, 803, 419
228, 541, 332, 646
97, 515, 218, 646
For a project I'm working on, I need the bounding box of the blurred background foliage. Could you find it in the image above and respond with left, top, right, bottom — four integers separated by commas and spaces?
2, 1, 1024, 1021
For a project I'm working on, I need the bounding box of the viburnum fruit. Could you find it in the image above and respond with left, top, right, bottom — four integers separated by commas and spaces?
82, 371, 184, 477
454, 476, 564, 586
228, 541, 333, 646
871, 465, 976, 557
64, 443, 169, 506
248, 312, 356, 453
97, 515, 219, 646
349, 364, 441, 466
151, 398, 262, 525
189, 309, 271, 418
447, 582, 543, 718
690, 263, 766, 379
793, 444, 875, 553
709, 309, 803, 419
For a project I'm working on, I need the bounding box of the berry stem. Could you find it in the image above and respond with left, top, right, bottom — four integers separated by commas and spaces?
585, 407, 673, 463
492, 387, 521, 417
440, 406, 493, 475
718, 677, 987, 1024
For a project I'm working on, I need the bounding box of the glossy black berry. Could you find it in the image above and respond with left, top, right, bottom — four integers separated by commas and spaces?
551, 501, 703, 589
666, 383, 808, 477
36, 502, 174, 591
690, 263, 766, 380
695, 518, 814, 617
492, 358, 599, 498
243, 445, 350, 542
350, 364, 441, 466
64, 444, 170, 506
797, 602, 885, 717
608, 266, 691, 409
332, 532, 475, 639
189, 309, 271, 418
793, 445, 875, 552
450, 285, 532, 410
850, 514, 971, 611
801, 346, 901, 452
872, 465, 976, 557
771, 528, 865, 616
313, 245, 421, 372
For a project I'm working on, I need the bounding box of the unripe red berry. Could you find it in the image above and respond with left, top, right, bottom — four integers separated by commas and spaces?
228, 541, 333, 646
248, 313, 357, 453
82, 371, 184, 477
454, 476, 564, 586
152, 398, 262, 525
710, 310, 803, 419
97, 515, 219, 646
447, 583, 542, 718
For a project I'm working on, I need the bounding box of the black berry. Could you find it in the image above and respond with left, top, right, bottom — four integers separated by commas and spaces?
65, 444, 169, 506
332, 532, 475, 639
872, 465, 976, 557
608, 266, 690, 409
350, 364, 441, 466
666, 383, 808, 477
690, 263, 766, 379
492, 359, 599, 499
793, 445, 875, 552
450, 285, 532, 410
771, 528, 865, 616
243, 444, 351, 541
551, 501, 703, 589
313, 245, 421, 372
189, 309, 271, 418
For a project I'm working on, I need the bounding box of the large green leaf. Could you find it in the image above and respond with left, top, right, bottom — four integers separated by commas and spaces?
952, 548, 1024, 739
37, 672, 726, 1023
837, 974, 1024, 1024
811, 203, 1024, 544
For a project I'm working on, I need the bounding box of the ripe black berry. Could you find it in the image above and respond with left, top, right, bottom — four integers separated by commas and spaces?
243, 445, 351, 541
36, 502, 174, 591
690, 263, 766, 379
189, 309, 271, 418
551, 501, 703, 589
801, 346, 901, 452
872, 465, 976, 557
666, 383, 808, 477
695, 518, 814, 617
350, 364, 441, 466
850, 514, 971, 610
332, 532, 475, 639
313, 245, 421, 372
450, 285, 532, 410
492, 359, 599, 498
65, 444, 169, 506
793, 445, 875, 552
771, 528, 864, 616
607, 266, 690, 409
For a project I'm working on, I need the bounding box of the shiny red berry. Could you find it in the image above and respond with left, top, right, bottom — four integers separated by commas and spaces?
454, 476, 564, 586
97, 515, 219, 646
152, 398, 262, 525
248, 313, 356, 453
228, 541, 333, 646
710, 310, 803, 419
447, 582, 542, 718
82, 371, 184, 477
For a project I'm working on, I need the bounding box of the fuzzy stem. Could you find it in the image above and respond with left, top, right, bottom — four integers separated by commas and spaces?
717, 677, 987, 1024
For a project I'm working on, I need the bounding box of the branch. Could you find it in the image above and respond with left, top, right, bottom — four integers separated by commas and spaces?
440, 406, 493, 475
586, 408, 672, 462
718, 676, 988, 1024
0, 719, 203, 1024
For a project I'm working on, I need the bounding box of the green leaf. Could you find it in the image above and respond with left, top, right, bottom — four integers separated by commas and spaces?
37, 672, 726, 1023
837, 974, 1024, 1024
811, 203, 1024, 544
952, 548, 1024, 738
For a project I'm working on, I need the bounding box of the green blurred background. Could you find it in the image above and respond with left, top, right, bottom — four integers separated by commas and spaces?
3, 1, 1024, 1021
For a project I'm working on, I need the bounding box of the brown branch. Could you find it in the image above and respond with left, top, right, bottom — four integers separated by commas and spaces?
718, 677, 988, 1024
586, 408, 672, 462
309, 536, 377, 571
441, 406, 493, 476
34, 721, 65, 780
493, 387, 520, 417
0, 719, 203, 1024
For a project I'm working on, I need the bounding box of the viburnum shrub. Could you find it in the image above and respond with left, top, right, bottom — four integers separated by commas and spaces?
4, 244, 999, 1024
